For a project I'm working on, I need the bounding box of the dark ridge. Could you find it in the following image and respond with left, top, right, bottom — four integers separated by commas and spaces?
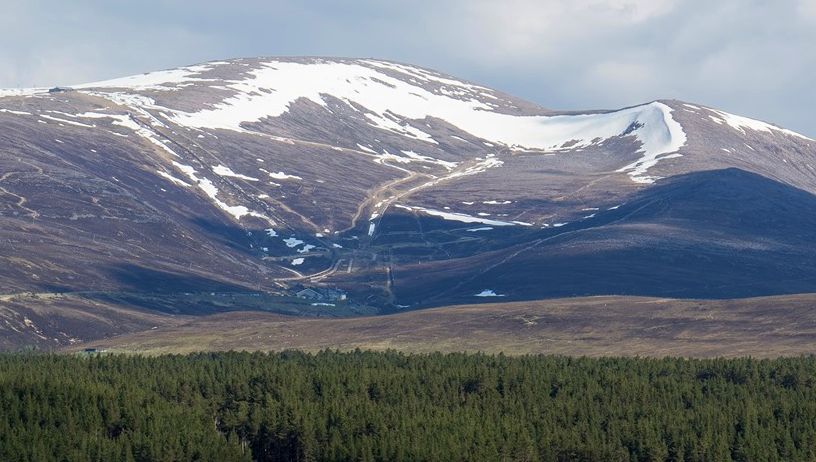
393, 168, 816, 306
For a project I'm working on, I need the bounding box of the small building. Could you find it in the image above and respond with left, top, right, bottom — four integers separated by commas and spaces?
296, 288, 324, 300
79, 348, 106, 356
295, 287, 348, 301
323, 288, 348, 301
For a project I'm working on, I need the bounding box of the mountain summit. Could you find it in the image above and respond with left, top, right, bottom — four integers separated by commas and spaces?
1, 57, 815, 348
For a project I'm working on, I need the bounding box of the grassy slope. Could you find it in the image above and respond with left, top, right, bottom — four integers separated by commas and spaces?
73, 294, 816, 357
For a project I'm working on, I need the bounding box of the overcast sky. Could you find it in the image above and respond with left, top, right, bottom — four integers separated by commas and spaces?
2, 0, 814, 135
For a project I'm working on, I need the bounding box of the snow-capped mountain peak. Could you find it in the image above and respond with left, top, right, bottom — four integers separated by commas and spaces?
1, 56, 816, 348
59, 58, 691, 182
4, 58, 812, 187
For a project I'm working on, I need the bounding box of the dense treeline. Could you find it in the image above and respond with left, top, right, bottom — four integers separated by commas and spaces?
1, 352, 816, 461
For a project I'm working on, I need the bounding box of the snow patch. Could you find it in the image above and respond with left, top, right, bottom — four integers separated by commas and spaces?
0, 88, 48, 98
157, 171, 192, 187
60, 60, 715, 185
0, 108, 32, 115
212, 165, 260, 181
356, 144, 377, 154
399, 150, 457, 170
297, 244, 316, 254
283, 237, 304, 248
475, 290, 505, 297
40, 114, 95, 128
73, 64, 217, 91
142, 61, 689, 174
614, 103, 687, 183
261, 168, 302, 180
395, 204, 515, 226
172, 161, 266, 220
77, 111, 179, 158
707, 108, 813, 141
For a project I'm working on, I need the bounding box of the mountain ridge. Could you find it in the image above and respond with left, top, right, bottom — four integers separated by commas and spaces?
1, 56, 815, 349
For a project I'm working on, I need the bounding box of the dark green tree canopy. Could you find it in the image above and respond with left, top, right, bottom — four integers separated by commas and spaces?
1, 351, 815, 461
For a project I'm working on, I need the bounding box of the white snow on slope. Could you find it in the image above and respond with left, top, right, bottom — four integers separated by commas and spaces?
374, 149, 458, 170
172, 161, 267, 220
475, 289, 505, 297
400, 150, 457, 170
76, 111, 178, 158
297, 244, 316, 254
15, 58, 815, 188
81, 91, 170, 128
366, 60, 492, 93
263, 170, 302, 180
70, 59, 686, 183
212, 165, 260, 181
283, 237, 304, 248
43, 59, 689, 182
0, 108, 33, 115
159, 61, 687, 177
431, 156, 504, 185
395, 204, 516, 226
613, 103, 686, 183
40, 114, 96, 128
157, 171, 192, 187
707, 108, 813, 141
356, 144, 377, 154
73, 64, 217, 91
0, 88, 48, 98
363, 112, 437, 144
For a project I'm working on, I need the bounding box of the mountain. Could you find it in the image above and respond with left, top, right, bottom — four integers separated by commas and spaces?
1, 57, 815, 349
